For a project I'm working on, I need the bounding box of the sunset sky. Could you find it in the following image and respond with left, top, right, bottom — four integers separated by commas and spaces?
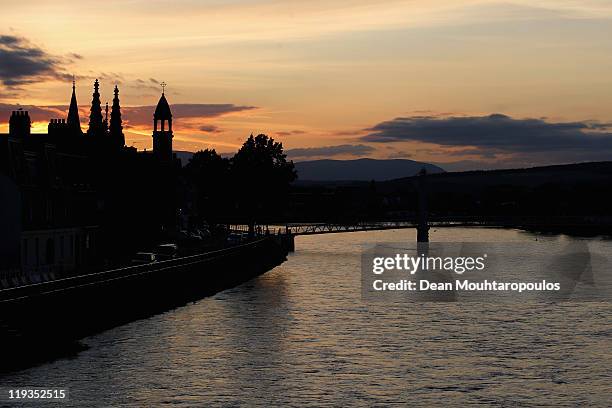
1, 0, 612, 170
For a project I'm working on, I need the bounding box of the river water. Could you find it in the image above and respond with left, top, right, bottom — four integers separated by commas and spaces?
3, 228, 611, 406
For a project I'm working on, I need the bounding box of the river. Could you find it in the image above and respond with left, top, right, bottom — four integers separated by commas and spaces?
2, 228, 610, 406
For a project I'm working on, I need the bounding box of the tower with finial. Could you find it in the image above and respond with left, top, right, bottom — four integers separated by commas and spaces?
67, 76, 83, 136
104, 102, 109, 134
110, 85, 125, 149
87, 79, 105, 138
152, 82, 173, 161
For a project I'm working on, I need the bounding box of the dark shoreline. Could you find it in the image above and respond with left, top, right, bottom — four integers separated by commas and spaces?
0, 236, 291, 374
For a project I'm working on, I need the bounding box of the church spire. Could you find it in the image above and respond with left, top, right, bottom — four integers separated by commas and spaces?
87, 79, 104, 137
104, 102, 109, 133
67, 77, 83, 135
152, 84, 173, 161
110, 85, 125, 148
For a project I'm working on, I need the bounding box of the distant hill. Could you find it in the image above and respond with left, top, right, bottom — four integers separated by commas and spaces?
175, 153, 445, 181
379, 160, 612, 192
294, 159, 445, 181
287, 161, 612, 224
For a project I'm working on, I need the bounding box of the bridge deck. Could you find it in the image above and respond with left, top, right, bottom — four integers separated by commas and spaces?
285, 216, 612, 235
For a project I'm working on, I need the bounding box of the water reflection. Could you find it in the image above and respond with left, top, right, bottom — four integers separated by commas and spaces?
2, 228, 610, 406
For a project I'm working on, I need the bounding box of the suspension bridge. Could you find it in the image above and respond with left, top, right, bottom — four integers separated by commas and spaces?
282, 215, 612, 236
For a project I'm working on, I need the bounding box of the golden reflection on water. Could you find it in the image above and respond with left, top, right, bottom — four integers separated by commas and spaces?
2, 228, 610, 406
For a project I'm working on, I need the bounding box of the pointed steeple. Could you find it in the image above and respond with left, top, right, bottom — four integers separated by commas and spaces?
87, 79, 104, 137
104, 102, 109, 133
152, 83, 173, 161
67, 77, 82, 135
110, 85, 125, 148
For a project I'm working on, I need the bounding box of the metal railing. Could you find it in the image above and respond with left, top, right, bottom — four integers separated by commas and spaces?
284, 216, 612, 235
0, 237, 278, 302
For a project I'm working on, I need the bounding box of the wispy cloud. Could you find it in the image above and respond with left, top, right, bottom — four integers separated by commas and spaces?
363, 113, 612, 162
364, 114, 612, 152
276, 130, 305, 137
0, 34, 74, 87
122, 104, 256, 128
199, 124, 222, 133
0, 103, 68, 122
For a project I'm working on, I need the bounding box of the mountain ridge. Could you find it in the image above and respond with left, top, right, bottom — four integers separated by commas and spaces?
293, 158, 445, 181
175, 152, 445, 181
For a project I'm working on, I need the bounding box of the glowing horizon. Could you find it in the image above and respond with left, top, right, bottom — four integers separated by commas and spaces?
2, 0, 612, 169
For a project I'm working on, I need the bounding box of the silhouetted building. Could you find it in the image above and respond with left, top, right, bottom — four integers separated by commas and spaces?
9, 109, 30, 137
0, 104, 97, 287
67, 79, 83, 136
109, 85, 125, 149
0, 80, 179, 287
153, 91, 173, 162
87, 79, 105, 138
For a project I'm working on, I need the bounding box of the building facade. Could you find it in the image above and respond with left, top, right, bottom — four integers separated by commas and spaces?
0, 81, 179, 287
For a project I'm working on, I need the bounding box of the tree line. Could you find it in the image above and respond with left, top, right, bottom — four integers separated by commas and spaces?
183, 133, 296, 235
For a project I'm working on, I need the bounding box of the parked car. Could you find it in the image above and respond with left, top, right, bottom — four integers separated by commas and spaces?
131, 252, 157, 265
154, 243, 178, 261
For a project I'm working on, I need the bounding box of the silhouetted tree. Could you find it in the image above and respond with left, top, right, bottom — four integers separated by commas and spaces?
184, 149, 230, 228
231, 134, 297, 235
